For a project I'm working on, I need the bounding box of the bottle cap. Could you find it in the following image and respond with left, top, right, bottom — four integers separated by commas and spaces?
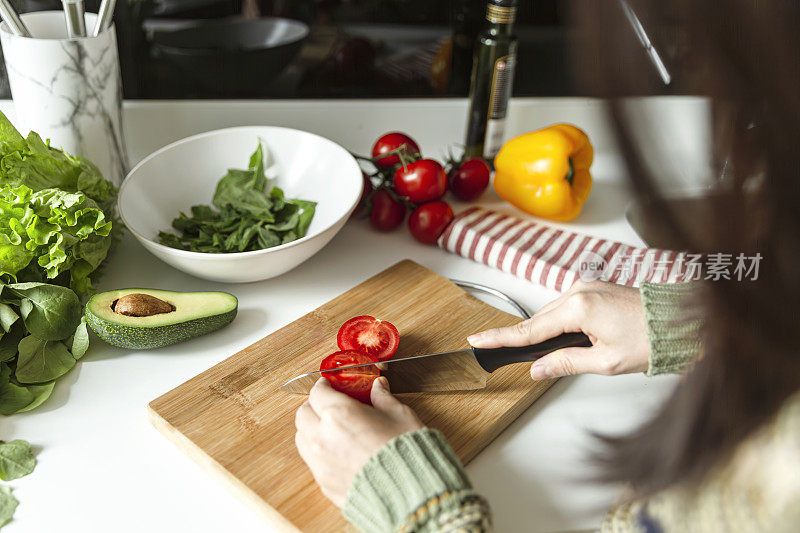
487, 0, 517, 23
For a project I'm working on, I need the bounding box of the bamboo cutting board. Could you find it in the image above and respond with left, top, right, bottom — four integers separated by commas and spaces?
148, 260, 556, 532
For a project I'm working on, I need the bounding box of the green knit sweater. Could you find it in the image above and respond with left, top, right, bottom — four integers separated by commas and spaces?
342, 282, 800, 532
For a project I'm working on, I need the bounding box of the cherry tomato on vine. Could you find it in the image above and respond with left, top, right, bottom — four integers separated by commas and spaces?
371, 132, 420, 168
353, 171, 374, 217
319, 350, 380, 404
369, 189, 405, 231
337, 315, 400, 362
393, 159, 447, 204
408, 200, 454, 244
449, 157, 491, 201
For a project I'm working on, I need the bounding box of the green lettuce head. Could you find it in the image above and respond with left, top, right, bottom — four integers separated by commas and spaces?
0, 185, 112, 295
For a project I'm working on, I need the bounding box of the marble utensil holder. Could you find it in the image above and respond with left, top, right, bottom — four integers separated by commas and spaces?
0, 11, 128, 185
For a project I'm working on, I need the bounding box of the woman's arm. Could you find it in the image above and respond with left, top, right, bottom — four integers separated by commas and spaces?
345, 427, 491, 533
468, 280, 703, 379
295, 280, 703, 532
639, 282, 703, 376
295, 378, 491, 532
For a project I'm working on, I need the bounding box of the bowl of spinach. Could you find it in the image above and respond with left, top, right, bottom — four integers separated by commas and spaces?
118, 126, 362, 282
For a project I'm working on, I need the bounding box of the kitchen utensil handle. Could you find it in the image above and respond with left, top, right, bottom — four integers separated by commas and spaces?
62, 0, 87, 38
93, 0, 117, 36
0, 0, 32, 37
472, 332, 592, 373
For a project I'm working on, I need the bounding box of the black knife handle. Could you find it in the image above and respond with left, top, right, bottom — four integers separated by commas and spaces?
472, 332, 592, 373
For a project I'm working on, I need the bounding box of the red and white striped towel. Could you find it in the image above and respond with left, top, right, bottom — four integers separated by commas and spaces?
437, 207, 692, 292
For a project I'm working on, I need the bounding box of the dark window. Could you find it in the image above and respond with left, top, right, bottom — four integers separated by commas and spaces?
1, 0, 682, 98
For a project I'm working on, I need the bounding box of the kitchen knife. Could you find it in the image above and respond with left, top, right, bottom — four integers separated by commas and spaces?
280, 332, 592, 394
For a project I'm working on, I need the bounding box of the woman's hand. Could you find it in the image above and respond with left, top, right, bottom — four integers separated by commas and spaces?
467, 280, 651, 379
294, 376, 424, 508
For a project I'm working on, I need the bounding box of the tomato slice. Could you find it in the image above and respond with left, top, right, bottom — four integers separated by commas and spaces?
337, 315, 400, 362
320, 350, 380, 404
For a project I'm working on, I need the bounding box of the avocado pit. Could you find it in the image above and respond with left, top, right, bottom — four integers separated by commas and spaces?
112, 293, 176, 317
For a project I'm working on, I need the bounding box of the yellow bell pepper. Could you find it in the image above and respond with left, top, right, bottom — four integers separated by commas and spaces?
493, 123, 593, 221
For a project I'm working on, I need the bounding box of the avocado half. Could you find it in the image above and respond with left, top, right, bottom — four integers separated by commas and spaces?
85, 289, 238, 349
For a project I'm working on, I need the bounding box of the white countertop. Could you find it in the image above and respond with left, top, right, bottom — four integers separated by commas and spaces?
0, 97, 709, 533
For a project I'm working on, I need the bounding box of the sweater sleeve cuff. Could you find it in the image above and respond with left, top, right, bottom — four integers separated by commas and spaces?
640, 282, 704, 377
343, 428, 475, 533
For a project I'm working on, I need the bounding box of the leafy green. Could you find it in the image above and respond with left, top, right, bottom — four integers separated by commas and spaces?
15, 336, 75, 384
70, 318, 89, 360
0, 364, 54, 415
0, 325, 24, 363
8, 282, 82, 341
15, 381, 54, 413
158, 141, 316, 253
0, 440, 35, 481
0, 305, 17, 333
0, 115, 25, 155
290, 199, 317, 238
0, 360, 57, 414
0, 111, 118, 295
0, 282, 87, 414
0, 112, 117, 217
0, 185, 112, 295
0, 485, 17, 528
0, 115, 106, 416
0, 379, 35, 416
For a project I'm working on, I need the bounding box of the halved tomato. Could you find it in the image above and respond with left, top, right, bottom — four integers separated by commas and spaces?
320, 350, 380, 404
337, 316, 400, 362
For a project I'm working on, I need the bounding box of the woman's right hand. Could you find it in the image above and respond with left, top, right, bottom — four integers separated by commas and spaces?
467, 280, 652, 379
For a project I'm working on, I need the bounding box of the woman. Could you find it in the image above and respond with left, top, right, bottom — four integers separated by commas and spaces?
295, 1, 800, 531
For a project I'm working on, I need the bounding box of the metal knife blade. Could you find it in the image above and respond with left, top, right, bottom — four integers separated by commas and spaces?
280, 332, 593, 396
280, 348, 488, 395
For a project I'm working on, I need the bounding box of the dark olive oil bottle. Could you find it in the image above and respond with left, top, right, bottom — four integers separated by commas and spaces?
464, 0, 518, 162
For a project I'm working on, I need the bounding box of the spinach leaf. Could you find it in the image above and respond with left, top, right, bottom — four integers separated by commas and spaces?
248, 141, 266, 184
212, 169, 274, 219
0, 360, 55, 413
288, 199, 317, 238
160, 141, 316, 254
0, 305, 17, 333
15, 336, 75, 384
257, 227, 281, 249
9, 283, 82, 341
0, 365, 34, 416
0, 485, 18, 528
70, 318, 89, 360
16, 381, 54, 413
0, 385, 33, 415
157, 232, 186, 250
0, 320, 71, 413
0, 324, 23, 363
0, 440, 35, 481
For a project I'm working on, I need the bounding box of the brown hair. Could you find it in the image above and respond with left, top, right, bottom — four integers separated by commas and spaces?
571, 0, 800, 495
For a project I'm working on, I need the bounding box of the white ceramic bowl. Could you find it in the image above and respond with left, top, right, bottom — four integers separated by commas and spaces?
118, 126, 362, 282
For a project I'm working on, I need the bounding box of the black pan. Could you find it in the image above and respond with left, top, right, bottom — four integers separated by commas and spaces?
151, 17, 309, 96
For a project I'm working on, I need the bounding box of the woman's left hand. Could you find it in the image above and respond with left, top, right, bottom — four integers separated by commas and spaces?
295, 376, 424, 507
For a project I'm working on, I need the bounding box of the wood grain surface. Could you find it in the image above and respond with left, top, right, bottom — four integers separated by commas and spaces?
148, 260, 556, 532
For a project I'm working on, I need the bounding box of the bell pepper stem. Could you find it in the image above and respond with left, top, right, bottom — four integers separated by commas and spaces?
565, 157, 575, 186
